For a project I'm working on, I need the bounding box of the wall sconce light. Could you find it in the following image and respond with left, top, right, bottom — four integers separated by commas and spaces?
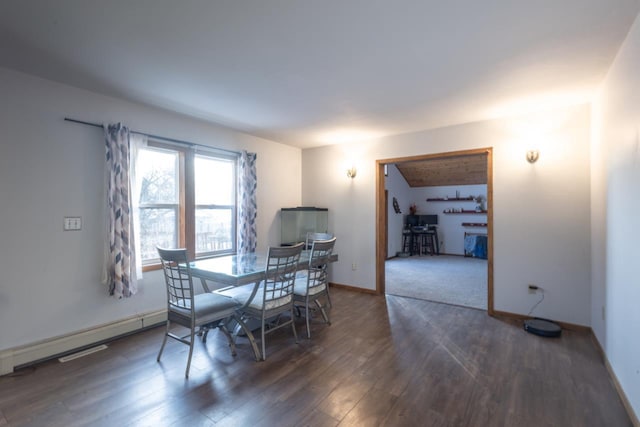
346, 166, 357, 179
526, 150, 540, 163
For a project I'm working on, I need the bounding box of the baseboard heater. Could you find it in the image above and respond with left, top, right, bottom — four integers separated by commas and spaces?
0, 309, 166, 375
58, 344, 109, 363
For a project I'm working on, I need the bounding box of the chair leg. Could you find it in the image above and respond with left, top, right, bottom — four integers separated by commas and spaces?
185, 328, 196, 378
219, 318, 237, 357
291, 307, 298, 343
157, 321, 170, 362
261, 317, 267, 361
233, 314, 260, 361
315, 299, 330, 325
326, 286, 333, 308
305, 302, 311, 339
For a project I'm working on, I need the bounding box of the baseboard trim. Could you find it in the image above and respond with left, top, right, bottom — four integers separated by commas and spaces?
329, 282, 378, 295
494, 310, 637, 424
590, 332, 639, 427
491, 309, 591, 333
0, 309, 167, 376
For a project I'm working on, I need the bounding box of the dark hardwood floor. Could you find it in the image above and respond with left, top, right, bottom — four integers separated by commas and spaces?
0, 288, 631, 426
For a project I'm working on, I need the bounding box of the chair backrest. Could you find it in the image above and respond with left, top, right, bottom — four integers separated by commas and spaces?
305, 232, 333, 249
262, 242, 304, 306
157, 247, 194, 312
306, 237, 336, 291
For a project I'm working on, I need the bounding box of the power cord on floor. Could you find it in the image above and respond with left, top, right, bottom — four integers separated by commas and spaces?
527, 288, 545, 316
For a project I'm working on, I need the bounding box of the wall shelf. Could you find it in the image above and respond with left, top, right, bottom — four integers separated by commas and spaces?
443, 210, 487, 214
462, 222, 487, 227
427, 197, 474, 202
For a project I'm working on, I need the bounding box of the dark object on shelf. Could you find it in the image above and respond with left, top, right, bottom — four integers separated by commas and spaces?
524, 318, 562, 338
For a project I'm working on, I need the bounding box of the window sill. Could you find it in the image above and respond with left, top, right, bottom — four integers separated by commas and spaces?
142, 252, 236, 273
142, 263, 162, 272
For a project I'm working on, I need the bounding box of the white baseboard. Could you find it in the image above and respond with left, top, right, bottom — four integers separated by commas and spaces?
590, 331, 639, 426
0, 309, 167, 376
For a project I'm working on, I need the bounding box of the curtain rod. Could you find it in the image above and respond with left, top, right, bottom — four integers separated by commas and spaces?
64, 117, 240, 155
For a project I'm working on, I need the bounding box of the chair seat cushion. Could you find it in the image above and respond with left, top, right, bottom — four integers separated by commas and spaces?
216, 283, 255, 304
217, 282, 292, 310
172, 292, 238, 325
293, 277, 326, 296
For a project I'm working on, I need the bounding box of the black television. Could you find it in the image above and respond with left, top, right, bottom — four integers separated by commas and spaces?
405, 215, 419, 227
419, 214, 438, 226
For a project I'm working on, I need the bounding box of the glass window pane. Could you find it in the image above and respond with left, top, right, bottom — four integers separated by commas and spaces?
196, 208, 233, 254
139, 149, 178, 204
195, 156, 234, 205
139, 207, 177, 261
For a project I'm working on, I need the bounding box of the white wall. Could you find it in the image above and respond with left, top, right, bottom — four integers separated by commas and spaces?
302, 104, 592, 326
385, 164, 412, 256
0, 67, 301, 351
591, 13, 640, 417
412, 184, 487, 255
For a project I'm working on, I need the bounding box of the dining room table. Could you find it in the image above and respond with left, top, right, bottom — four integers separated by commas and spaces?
189, 250, 339, 360
189, 250, 339, 292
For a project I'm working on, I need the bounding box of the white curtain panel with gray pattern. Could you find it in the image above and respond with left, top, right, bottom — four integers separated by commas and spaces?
237, 151, 257, 254
102, 123, 141, 298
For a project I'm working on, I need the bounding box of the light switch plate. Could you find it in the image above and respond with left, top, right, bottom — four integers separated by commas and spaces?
64, 216, 82, 231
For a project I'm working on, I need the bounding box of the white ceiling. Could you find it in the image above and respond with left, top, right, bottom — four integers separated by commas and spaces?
1, 1, 638, 149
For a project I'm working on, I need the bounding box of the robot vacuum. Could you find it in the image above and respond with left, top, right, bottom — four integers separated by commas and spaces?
523, 318, 562, 337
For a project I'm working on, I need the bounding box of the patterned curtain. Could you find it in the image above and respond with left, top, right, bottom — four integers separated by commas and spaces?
237, 151, 257, 254
103, 123, 138, 298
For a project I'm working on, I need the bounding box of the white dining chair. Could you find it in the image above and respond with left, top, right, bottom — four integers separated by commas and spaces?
293, 237, 336, 338
156, 247, 239, 377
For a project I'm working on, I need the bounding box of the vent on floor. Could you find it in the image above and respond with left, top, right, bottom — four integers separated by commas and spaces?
58, 344, 108, 363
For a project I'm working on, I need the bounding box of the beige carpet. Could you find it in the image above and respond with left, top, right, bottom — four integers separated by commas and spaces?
385, 255, 487, 310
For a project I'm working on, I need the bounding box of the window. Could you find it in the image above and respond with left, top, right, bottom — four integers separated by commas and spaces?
137, 142, 237, 268
138, 147, 180, 262
194, 155, 236, 256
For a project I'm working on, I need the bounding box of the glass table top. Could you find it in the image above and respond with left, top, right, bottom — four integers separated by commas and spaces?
189, 250, 331, 285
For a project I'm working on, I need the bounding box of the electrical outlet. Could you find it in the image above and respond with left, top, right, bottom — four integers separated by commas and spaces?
351, 263, 357, 271
63, 216, 82, 231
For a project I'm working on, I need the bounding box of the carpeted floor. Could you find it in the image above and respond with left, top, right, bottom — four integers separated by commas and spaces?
385, 255, 487, 310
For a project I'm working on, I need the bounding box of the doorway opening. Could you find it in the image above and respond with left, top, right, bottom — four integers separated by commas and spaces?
375, 148, 494, 314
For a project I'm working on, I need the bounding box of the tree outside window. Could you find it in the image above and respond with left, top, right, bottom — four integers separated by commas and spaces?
137, 143, 237, 267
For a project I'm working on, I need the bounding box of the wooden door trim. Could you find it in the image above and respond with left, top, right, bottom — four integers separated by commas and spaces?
376, 147, 494, 315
